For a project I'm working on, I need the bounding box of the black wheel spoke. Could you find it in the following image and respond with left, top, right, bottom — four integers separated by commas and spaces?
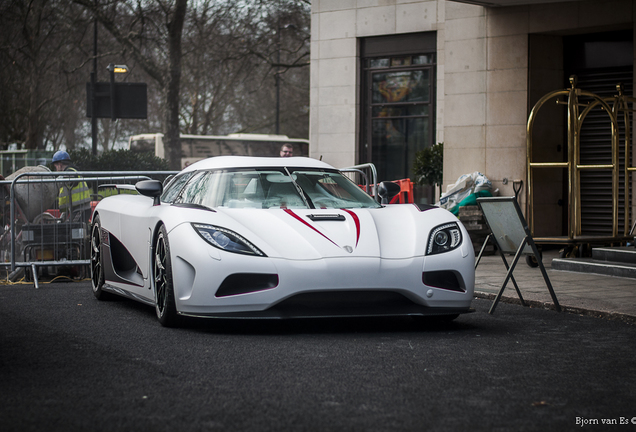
153, 227, 179, 327
91, 225, 100, 286
90, 217, 108, 299
154, 236, 168, 315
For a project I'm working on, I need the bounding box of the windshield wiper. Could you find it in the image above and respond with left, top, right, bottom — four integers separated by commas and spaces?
284, 167, 315, 209
172, 202, 216, 212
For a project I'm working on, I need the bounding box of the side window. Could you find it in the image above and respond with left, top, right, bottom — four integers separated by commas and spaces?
317, 176, 354, 200
161, 171, 195, 203
178, 171, 212, 205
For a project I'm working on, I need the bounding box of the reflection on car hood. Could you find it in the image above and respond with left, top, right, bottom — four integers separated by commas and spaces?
214, 205, 450, 260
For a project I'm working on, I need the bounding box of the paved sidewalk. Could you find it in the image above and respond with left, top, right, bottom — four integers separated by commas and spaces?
474, 249, 636, 323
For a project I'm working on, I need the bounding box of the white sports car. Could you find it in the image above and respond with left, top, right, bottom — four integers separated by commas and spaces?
91, 156, 475, 326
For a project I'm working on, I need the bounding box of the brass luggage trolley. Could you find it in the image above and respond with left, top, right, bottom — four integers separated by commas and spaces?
527, 75, 635, 256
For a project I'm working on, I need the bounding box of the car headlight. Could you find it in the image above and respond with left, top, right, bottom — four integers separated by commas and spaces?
192, 223, 266, 257
427, 222, 462, 255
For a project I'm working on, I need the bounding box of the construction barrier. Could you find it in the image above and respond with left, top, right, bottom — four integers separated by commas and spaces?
2, 163, 409, 287
387, 179, 414, 204
0, 169, 178, 287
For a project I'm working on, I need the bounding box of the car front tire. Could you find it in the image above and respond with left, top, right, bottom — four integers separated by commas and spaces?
91, 215, 111, 300
154, 225, 180, 327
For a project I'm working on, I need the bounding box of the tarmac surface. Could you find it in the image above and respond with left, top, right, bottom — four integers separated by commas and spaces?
1, 280, 635, 431
474, 249, 636, 323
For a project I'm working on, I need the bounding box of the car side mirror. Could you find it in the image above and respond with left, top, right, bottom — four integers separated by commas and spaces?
136, 179, 163, 206
378, 181, 401, 204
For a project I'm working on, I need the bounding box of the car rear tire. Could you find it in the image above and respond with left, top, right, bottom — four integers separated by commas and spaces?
154, 225, 180, 327
90, 215, 112, 300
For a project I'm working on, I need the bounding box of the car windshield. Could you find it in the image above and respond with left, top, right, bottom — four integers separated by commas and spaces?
168, 168, 381, 209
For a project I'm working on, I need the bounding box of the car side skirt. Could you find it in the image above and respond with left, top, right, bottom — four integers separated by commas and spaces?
102, 283, 155, 307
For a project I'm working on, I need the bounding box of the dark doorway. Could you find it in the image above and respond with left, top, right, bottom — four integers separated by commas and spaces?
360, 33, 436, 204
565, 30, 633, 236
528, 29, 633, 237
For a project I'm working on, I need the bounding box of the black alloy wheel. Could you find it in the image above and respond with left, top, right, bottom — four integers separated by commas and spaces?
90, 215, 110, 300
154, 225, 180, 327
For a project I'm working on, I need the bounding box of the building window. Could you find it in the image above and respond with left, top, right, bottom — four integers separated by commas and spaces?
360, 33, 436, 196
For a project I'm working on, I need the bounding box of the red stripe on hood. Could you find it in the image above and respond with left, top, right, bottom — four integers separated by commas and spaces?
341, 209, 360, 247
283, 209, 339, 247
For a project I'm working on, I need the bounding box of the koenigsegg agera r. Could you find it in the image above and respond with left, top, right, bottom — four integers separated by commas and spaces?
91, 156, 475, 326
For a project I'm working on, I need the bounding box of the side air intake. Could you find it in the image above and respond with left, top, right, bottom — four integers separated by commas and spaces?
422, 271, 465, 292
215, 273, 279, 297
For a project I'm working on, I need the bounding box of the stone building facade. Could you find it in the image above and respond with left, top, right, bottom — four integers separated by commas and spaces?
310, 0, 636, 238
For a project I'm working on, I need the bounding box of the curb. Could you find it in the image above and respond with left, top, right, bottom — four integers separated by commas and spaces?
474, 291, 636, 325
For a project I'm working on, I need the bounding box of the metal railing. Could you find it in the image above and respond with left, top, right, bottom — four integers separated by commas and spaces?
1, 170, 177, 287
341, 163, 378, 201
2, 165, 378, 287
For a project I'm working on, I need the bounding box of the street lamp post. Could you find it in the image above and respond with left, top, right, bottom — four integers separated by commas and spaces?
91, 2, 98, 155
276, 35, 281, 135
106, 63, 129, 121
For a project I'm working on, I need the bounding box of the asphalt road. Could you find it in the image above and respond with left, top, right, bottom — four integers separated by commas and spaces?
1, 281, 635, 432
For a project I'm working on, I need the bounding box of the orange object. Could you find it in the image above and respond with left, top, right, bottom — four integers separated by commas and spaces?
45, 209, 61, 218
89, 201, 99, 223
357, 179, 414, 204
389, 179, 414, 204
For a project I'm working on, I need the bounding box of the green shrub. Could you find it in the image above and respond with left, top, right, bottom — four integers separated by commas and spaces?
65, 148, 97, 170
413, 142, 443, 187
67, 149, 170, 172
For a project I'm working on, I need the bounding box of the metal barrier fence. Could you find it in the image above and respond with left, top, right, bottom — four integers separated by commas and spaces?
2, 164, 377, 288
1, 170, 178, 287
341, 163, 378, 201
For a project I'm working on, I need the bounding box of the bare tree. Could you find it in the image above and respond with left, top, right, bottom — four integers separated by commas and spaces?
180, 2, 255, 136
226, 0, 310, 137
72, 0, 187, 169
0, 0, 92, 150
0, 0, 310, 162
